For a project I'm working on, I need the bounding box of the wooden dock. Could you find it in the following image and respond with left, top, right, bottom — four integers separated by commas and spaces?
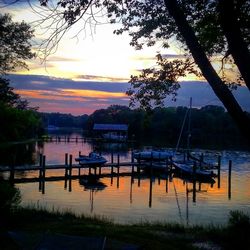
41, 136, 135, 144
0, 151, 224, 187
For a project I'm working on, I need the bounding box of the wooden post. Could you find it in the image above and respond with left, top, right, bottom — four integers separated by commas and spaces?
69, 178, 72, 192
166, 157, 169, 172
38, 154, 43, 190
76, 137, 78, 143
39, 153, 43, 178
42, 155, 46, 178
150, 152, 153, 175
111, 152, 114, 164
137, 153, 141, 174
149, 177, 153, 208
69, 154, 72, 177
192, 162, 196, 203
111, 175, 113, 186
228, 160, 232, 200
117, 175, 120, 189
131, 151, 134, 163
131, 151, 134, 174
42, 155, 46, 194
217, 155, 221, 188
99, 166, 101, 175
166, 175, 168, 193
117, 154, 120, 166
192, 179, 196, 203
65, 153, 68, 177
64, 178, 67, 190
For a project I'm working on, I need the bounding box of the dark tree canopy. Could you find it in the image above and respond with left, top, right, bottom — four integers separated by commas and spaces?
127, 55, 197, 110
0, 13, 35, 110
0, 13, 42, 142
37, 0, 250, 91
33, 0, 250, 141
0, 13, 35, 75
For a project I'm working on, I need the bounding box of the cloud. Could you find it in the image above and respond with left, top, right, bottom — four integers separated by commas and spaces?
161, 54, 186, 59
6, 74, 250, 115
131, 54, 186, 61
74, 74, 129, 82
7, 74, 130, 114
47, 56, 83, 62
7, 74, 129, 93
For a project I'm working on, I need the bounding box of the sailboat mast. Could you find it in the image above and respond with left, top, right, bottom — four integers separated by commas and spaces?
187, 97, 192, 152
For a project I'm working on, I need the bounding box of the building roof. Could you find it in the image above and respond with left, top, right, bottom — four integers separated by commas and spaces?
93, 123, 128, 131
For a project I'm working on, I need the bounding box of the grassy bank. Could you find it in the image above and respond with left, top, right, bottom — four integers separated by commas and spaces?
1, 206, 249, 250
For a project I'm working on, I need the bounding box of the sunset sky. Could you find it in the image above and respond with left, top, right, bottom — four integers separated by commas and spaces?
2, 1, 250, 115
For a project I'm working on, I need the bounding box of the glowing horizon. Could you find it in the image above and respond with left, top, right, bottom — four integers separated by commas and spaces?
2, 2, 249, 115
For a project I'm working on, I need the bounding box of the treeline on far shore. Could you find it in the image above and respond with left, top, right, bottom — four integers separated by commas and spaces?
40, 105, 249, 148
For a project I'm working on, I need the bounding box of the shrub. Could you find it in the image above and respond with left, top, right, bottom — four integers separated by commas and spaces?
0, 180, 21, 214
226, 210, 250, 249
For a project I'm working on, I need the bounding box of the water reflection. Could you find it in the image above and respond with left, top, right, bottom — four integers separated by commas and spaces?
0, 142, 38, 166
1, 131, 250, 225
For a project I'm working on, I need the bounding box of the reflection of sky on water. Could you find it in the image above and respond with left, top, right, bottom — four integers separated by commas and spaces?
8, 132, 250, 225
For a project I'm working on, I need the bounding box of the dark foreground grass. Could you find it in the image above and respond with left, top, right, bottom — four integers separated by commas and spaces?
1, 207, 249, 250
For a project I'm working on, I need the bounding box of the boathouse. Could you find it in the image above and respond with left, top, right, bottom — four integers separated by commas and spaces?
93, 123, 128, 142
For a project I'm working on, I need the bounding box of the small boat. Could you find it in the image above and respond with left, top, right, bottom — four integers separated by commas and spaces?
173, 161, 216, 179
187, 152, 218, 169
102, 133, 127, 142
75, 152, 107, 166
133, 150, 173, 161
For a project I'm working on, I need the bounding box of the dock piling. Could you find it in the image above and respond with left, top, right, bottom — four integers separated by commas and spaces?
64, 153, 68, 177
111, 152, 114, 164
217, 155, 221, 188
228, 160, 232, 200
69, 154, 72, 177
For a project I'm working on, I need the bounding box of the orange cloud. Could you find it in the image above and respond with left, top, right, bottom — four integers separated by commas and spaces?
62, 89, 126, 99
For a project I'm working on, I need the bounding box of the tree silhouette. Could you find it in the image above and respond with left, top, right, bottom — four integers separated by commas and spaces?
16, 0, 250, 142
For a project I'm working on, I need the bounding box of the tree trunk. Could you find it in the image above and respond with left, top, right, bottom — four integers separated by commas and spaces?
218, 0, 250, 91
164, 0, 250, 144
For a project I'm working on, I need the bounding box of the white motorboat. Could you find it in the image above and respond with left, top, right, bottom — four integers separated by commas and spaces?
75, 152, 107, 166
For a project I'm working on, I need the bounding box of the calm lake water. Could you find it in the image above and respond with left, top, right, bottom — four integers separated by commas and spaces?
1, 131, 250, 225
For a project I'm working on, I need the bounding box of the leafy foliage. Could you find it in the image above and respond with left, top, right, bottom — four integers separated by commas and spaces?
40, 112, 88, 128
0, 180, 21, 214
0, 13, 35, 75
127, 54, 198, 110
37, 0, 250, 111
226, 211, 250, 249
86, 105, 244, 147
0, 78, 19, 106
0, 103, 43, 142
0, 14, 42, 142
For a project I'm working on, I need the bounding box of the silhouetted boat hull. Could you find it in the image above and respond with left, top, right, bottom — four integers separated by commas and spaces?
75, 152, 107, 166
